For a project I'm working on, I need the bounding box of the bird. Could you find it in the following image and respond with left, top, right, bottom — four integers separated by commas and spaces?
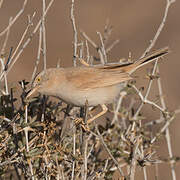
26, 47, 169, 123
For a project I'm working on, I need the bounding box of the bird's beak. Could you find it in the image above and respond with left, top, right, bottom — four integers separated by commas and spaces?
26, 86, 39, 99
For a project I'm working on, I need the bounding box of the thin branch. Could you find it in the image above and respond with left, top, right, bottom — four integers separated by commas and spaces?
42, 0, 47, 70
83, 133, 92, 180
95, 124, 125, 177
0, 0, 28, 37
70, 0, 78, 66
1, 17, 12, 55
128, 136, 141, 180
112, 91, 127, 125
22, 82, 29, 151
0, 17, 13, 95
141, 0, 175, 57
151, 114, 175, 144
6, 0, 54, 76
157, 66, 176, 180
11, 13, 36, 62
85, 40, 90, 64
132, 85, 165, 113
133, 60, 159, 119
27, 159, 35, 180
0, 0, 3, 8
31, 26, 43, 83
0, 0, 54, 79
79, 41, 84, 59
0, 58, 8, 95
71, 123, 76, 180
97, 31, 107, 64
81, 31, 97, 49
143, 161, 148, 180
106, 39, 120, 53
81, 31, 105, 65
103, 18, 113, 45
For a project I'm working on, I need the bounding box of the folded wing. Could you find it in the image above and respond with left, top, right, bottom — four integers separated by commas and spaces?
65, 66, 132, 90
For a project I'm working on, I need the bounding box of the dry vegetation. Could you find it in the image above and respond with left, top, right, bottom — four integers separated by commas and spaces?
0, 0, 179, 179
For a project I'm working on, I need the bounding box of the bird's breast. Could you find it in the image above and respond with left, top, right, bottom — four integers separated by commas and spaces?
54, 82, 125, 107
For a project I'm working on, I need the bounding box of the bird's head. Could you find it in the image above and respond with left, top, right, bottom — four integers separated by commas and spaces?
26, 68, 57, 99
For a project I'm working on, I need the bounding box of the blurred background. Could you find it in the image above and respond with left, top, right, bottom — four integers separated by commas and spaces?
0, 0, 179, 179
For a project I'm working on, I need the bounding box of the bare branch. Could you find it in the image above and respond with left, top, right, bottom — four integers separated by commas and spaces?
0, 0, 28, 37
1, 17, 12, 55
106, 39, 120, 53
141, 0, 175, 57
6, 0, 54, 76
97, 31, 107, 64
0, 0, 4, 8
95, 124, 125, 177
31, 26, 43, 84
42, 0, 47, 70
157, 66, 176, 180
71, 0, 78, 66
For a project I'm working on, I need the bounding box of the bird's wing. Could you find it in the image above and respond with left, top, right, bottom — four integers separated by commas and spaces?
65, 66, 132, 90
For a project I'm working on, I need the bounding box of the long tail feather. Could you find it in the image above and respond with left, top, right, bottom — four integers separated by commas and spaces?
129, 47, 169, 74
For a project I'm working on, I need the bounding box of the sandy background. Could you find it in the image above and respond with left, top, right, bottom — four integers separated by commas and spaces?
0, 0, 179, 179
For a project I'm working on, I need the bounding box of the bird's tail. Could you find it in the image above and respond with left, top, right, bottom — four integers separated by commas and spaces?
128, 47, 169, 74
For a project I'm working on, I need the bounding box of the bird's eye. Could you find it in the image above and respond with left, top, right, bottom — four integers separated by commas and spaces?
36, 77, 41, 82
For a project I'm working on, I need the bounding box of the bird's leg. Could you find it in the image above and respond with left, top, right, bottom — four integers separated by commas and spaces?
75, 104, 108, 127
74, 100, 90, 131
87, 104, 108, 124
79, 58, 90, 66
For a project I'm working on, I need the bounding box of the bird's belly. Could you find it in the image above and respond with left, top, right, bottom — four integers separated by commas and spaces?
57, 83, 125, 107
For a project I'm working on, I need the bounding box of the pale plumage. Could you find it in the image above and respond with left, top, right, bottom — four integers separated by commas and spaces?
27, 47, 169, 107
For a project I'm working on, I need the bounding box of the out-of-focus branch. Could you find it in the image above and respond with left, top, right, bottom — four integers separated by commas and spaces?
0, 0, 28, 37
71, 0, 78, 67
141, 0, 175, 57
157, 66, 176, 180
6, 0, 54, 76
42, 0, 47, 70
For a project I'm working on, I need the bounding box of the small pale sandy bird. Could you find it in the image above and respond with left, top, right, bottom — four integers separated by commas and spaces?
27, 47, 168, 123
